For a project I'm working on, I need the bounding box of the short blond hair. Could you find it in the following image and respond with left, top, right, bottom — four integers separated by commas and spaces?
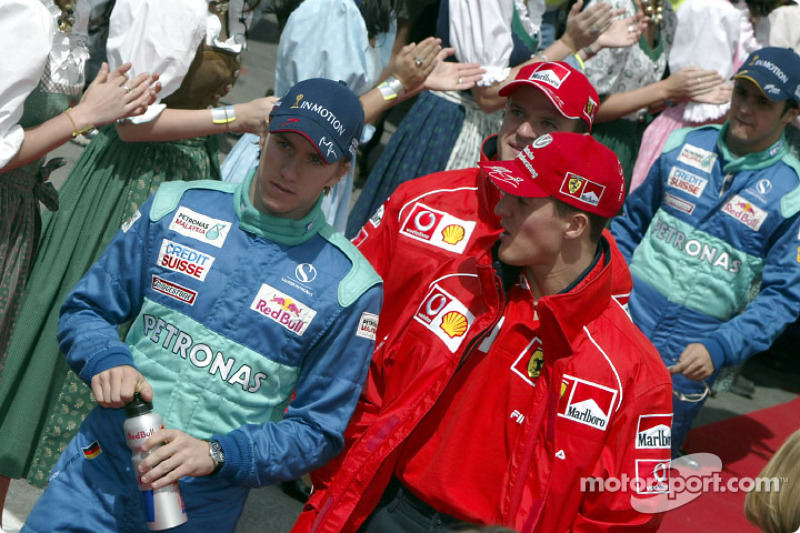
745, 428, 800, 533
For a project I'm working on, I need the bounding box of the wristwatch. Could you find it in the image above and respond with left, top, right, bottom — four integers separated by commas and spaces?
208, 440, 225, 475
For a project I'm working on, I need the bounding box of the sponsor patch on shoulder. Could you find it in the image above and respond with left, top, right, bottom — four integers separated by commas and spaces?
721, 194, 768, 231
356, 312, 379, 341
676, 144, 717, 173
557, 374, 617, 430
250, 283, 316, 336
369, 204, 385, 228
399, 202, 476, 254
667, 166, 707, 198
151, 275, 197, 305
351, 227, 368, 247
636, 414, 672, 449
663, 193, 695, 214
169, 207, 231, 248
635, 459, 671, 494
414, 284, 475, 352
121, 210, 142, 233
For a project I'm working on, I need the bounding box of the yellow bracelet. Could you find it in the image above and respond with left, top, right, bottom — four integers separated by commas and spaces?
211, 105, 237, 131
63, 109, 95, 138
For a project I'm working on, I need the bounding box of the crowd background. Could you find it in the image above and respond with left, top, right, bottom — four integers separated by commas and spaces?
2, 0, 800, 531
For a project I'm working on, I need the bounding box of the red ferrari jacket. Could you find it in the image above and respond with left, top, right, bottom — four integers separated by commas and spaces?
292, 240, 673, 532
352, 135, 632, 344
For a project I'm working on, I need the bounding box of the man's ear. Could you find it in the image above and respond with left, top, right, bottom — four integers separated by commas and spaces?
326, 160, 351, 188
782, 105, 800, 126
564, 211, 590, 241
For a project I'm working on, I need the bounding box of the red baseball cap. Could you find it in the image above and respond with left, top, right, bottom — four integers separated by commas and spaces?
499, 62, 599, 130
480, 132, 625, 217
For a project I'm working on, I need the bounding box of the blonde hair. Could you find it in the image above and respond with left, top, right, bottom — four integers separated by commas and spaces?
745, 428, 800, 533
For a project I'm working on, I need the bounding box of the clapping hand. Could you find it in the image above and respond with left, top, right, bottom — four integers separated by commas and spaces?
423, 47, 485, 92
562, 0, 626, 52
596, 12, 648, 49
393, 37, 442, 93
665, 67, 724, 103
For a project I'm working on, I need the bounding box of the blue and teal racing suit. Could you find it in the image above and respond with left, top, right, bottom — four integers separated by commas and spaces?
23, 172, 382, 533
611, 124, 800, 455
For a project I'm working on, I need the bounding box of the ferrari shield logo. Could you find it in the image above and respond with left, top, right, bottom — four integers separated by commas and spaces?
528, 347, 544, 378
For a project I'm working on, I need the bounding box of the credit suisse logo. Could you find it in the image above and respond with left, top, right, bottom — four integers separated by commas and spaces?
157, 239, 214, 281
399, 203, 476, 254
667, 166, 707, 198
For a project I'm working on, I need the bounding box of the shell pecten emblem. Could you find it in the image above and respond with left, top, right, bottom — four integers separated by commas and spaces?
440, 311, 468, 338
441, 224, 466, 246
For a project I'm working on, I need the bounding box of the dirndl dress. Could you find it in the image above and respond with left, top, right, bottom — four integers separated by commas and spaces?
0, 29, 239, 485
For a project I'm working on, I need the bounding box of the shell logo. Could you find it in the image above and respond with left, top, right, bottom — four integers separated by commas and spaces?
441, 224, 466, 246
440, 311, 468, 338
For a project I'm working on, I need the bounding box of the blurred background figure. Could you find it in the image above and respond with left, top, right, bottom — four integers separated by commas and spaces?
0, 0, 272, 520
582, 0, 724, 189
629, 0, 762, 192
744, 428, 800, 533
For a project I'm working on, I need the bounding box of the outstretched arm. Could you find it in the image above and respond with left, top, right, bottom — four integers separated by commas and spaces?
3, 63, 158, 172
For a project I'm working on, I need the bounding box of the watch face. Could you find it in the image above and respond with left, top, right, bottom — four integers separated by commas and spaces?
210, 441, 225, 462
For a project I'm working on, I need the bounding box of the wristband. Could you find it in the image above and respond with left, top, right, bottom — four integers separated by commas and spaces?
62, 109, 94, 138
377, 76, 405, 101
212, 105, 237, 130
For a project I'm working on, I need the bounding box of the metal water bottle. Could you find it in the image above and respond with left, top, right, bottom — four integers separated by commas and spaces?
124, 393, 188, 530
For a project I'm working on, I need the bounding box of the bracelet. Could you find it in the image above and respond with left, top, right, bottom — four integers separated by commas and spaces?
62, 109, 94, 138
532, 52, 549, 63
211, 105, 237, 130
377, 75, 406, 101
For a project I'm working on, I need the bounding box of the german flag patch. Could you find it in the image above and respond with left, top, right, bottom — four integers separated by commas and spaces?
82, 441, 102, 459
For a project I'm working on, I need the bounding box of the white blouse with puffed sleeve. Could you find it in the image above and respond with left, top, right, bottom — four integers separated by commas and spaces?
0, 0, 91, 169
108, 0, 250, 124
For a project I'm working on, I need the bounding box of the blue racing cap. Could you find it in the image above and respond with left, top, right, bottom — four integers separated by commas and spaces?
732, 47, 800, 104
269, 78, 364, 163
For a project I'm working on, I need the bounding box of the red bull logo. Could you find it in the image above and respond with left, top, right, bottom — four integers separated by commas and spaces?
723, 194, 768, 231
252, 283, 317, 336
270, 296, 302, 316
737, 202, 755, 214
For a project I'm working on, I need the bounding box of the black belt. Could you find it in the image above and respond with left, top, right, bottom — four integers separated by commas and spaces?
389, 477, 467, 526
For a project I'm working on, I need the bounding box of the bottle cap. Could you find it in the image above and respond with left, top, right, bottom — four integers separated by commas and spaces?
125, 392, 154, 417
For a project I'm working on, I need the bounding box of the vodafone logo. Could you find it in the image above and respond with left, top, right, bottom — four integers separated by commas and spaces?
409, 209, 441, 239
417, 290, 451, 325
